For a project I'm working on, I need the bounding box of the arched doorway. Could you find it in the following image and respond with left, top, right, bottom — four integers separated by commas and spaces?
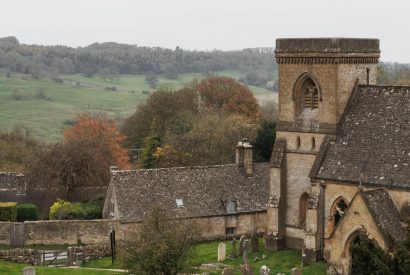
342, 230, 362, 275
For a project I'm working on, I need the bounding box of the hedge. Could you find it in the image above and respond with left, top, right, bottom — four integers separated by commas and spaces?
0, 202, 17, 222
49, 199, 102, 220
16, 203, 39, 221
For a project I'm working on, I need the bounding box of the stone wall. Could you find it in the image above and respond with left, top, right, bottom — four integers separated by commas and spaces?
24, 220, 121, 245
0, 222, 11, 245
0, 248, 37, 265
0, 172, 26, 203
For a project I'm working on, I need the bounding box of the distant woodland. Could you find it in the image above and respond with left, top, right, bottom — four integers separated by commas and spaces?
0, 36, 277, 89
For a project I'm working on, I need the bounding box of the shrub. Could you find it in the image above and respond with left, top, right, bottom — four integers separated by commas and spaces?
0, 202, 17, 221
49, 199, 102, 220
16, 203, 38, 221
49, 199, 70, 220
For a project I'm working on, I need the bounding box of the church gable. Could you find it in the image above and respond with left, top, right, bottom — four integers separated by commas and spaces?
313, 86, 410, 189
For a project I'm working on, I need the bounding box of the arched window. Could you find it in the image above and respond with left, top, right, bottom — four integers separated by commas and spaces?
296, 136, 301, 149
299, 193, 309, 227
302, 78, 319, 110
331, 197, 348, 229
293, 73, 321, 116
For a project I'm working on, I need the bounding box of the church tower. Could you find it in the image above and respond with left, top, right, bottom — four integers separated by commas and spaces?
266, 38, 380, 260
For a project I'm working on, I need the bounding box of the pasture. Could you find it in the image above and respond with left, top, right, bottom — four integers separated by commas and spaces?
0, 71, 274, 142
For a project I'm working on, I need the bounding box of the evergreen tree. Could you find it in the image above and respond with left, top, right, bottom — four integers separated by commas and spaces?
253, 120, 276, 162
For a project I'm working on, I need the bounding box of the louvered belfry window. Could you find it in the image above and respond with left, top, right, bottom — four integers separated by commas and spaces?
303, 78, 319, 110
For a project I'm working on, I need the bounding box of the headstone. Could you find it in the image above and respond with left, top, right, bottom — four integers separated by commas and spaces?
290, 267, 302, 275
251, 231, 259, 252
228, 238, 238, 259
240, 264, 254, 275
222, 267, 234, 275
22, 267, 35, 275
218, 243, 226, 262
239, 235, 246, 256
264, 233, 276, 250
242, 239, 249, 265
259, 265, 271, 275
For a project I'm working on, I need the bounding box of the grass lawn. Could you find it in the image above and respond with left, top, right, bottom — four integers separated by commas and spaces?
0, 70, 272, 143
0, 260, 123, 275
191, 241, 326, 275
82, 256, 122, 269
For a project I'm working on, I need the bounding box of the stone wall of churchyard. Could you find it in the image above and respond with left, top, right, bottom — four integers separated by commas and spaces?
24, 220, 121, 245
0, 211, 267, 247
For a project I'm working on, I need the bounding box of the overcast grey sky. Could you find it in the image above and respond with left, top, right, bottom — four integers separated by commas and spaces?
1, 0, 409, 62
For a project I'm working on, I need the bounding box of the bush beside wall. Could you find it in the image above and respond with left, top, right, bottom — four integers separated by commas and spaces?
49, 199, 103, 220
0, 202, 17, 222
16, 203, 38, 221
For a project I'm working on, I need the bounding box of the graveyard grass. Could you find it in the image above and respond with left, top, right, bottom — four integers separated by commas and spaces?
191, 240, 326, 275
0, 260, 123, 275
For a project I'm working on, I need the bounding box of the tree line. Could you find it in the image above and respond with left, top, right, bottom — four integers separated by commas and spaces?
0, 36, 277, 89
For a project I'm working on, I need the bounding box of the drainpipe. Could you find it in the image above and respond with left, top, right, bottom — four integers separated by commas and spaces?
320, 180, 325, 260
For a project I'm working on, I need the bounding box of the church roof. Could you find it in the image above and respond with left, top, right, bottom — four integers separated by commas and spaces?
109, 163, 269, 222
362, 189, 407, 243
312, 85, 410, 189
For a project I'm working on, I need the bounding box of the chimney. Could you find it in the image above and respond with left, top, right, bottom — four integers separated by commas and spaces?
235, 140, 245, 167
243, 142, 253, 177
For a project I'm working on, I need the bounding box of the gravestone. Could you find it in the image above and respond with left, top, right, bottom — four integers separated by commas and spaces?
242, 239, 249, 265
240, 264, 254, 275
23, 267, 35, 275
222, 267, 234, 275
251, 232, 259, 252
239, 235, 246, 256
218, 243, 226, 262
228, 238, 238, 259
259, 265, 271, 275
290, 267, 302, 275
264, 233, 276, 251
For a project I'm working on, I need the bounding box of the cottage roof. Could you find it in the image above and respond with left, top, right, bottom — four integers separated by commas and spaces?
312, 85, 410, 189
110, 163, 269, 222
362, 189, 407, 243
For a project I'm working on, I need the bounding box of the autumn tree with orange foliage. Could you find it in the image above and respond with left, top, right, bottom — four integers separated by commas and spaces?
27, 113, 130, 202
197, 76, 260, 118
123, 76, 263, 168
64, 113, 130, 169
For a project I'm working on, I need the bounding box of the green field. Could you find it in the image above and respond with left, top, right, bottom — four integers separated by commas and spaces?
0, 71, 272, 142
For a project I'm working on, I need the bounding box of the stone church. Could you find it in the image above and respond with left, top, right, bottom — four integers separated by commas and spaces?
104, 38, 410, 275
267, 38, 410, 275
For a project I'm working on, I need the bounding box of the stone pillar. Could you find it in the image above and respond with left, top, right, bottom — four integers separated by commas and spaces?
303, 185, 321, 265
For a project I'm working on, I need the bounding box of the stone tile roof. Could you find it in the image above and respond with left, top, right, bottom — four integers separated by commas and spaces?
313, 85, 410, 189
111, 163, 269, 222
362, 189, 407, 243
270, 139, 286, 168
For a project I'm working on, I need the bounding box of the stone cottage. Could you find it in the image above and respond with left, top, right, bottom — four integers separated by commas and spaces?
103, 141, 269, 239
